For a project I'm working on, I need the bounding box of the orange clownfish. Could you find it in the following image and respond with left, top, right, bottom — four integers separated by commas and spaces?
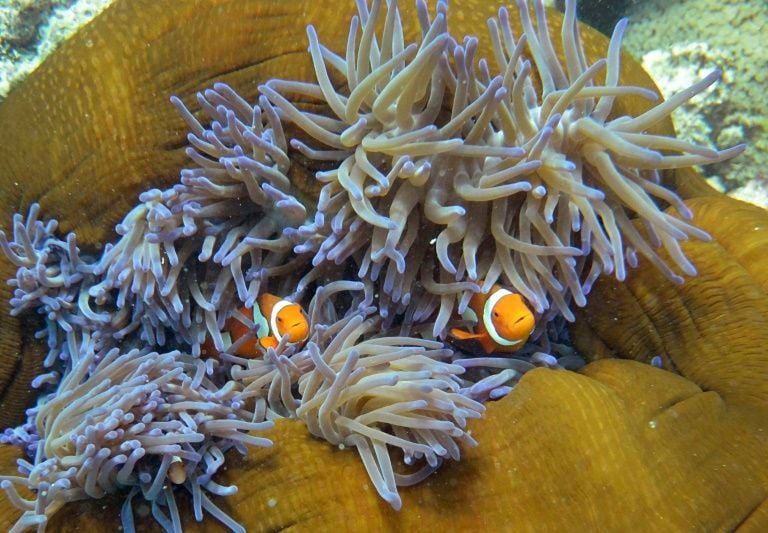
449, 284, 535, 354
203, 293, 309, 358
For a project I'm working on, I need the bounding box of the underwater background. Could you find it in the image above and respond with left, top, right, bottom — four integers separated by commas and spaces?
0, 0, 767, 531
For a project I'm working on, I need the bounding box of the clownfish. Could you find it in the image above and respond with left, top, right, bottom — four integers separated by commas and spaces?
449, 284, 535, 354
202, 293, 309, 358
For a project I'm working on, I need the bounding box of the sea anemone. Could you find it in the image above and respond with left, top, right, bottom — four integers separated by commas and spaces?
230, 280, 493, 510
265, 0, 743, 332
0, 204, 88, 369
293, 317, 482, 511
0, 0, 749, 529
0, 334, 271, 532
84, 83, 308, 356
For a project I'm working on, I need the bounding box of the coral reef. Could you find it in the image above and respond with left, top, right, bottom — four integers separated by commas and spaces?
0, 0, 114, 102
621, 0, 768, 207
1, 72, 537, 525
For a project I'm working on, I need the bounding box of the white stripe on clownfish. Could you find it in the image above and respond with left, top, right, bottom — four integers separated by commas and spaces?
269, 299, 293, 343
482, 288, 523, 347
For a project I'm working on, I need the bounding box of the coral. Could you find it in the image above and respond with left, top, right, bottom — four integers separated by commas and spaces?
621, 0, 768, 203
0, 0, 114, 102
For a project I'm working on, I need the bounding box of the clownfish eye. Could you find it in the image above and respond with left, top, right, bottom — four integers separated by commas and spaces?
493, 311, 499, 318
278, 316, 284, 322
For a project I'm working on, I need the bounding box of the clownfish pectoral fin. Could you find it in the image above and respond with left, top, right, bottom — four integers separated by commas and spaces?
259, 336, 279, 350
450, 327, 484, 341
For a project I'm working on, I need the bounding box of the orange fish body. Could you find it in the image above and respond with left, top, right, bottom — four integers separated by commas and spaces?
202, 293, 309, 358
450, 284, 535, 354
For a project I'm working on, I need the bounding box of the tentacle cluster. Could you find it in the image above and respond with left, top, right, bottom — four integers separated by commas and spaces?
0, 334, 271, 533
264, 0, 742, 331
231, 281, 490, 510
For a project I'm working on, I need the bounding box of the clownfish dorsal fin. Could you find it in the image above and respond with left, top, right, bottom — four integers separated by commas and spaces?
257, 293, 281, 316
269, 299, 294, 342
465, 282, 499, 319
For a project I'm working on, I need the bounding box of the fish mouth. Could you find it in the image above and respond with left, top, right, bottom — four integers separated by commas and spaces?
287, 323, 309, 342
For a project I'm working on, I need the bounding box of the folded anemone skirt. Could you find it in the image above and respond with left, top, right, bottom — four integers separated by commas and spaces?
0, 0, 766, 531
